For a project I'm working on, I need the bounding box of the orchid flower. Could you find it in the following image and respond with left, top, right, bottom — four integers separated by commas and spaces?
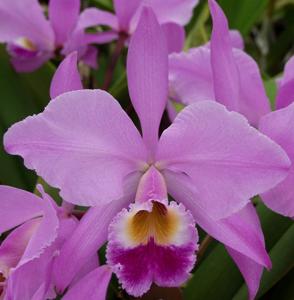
69, 0, 199, 54
0, 185, 107, 300
275, 55, 294, 109
0, 0, 102, 72
4, 7, 291, 299
168, 0, 270, 126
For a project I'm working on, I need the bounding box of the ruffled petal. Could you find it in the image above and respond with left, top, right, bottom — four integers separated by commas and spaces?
4, 90, 147, 206
259, 102, 294, 217
156, 101, 290, 219
127, 7, 168, 154
50, 52, 83, 99
106, 200, 197, 297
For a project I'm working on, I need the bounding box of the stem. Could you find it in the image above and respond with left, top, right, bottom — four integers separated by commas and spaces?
198, 235, 213, 260
102, 33, 128, 91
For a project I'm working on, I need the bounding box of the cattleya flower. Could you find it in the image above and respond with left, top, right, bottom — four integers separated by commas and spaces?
275, 55, 294, 109
0, 185, 110, 300
72, 0, 199, 53
168, 0, 270, 126
4, 6, 291, 299
0, 0, 103, 72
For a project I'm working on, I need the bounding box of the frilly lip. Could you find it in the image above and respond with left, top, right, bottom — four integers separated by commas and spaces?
106, 199, 198, 297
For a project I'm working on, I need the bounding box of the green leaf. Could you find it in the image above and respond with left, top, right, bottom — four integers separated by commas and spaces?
0, 46, 54, 190
264, 78, 277, 110
218, 0, 269, 35
233, 223, 294, 299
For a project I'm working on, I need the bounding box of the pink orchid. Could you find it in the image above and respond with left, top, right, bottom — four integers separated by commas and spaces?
0, 185, 108, 300
3, 7, 291, 298
69, 0, 199, 54
0, 0, 103, 72
168, 0, 270, 126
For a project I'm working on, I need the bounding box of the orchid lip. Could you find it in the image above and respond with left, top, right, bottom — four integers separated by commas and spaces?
106, 199, 198, 296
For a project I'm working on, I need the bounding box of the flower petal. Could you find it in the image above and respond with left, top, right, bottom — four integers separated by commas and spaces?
164, 170, 271, 268
50, 52, 83, 99
4, 90, 147, 206
76, 7, 119, 30
0, 0, 54, 49
276, 56, 294, 109
168, 46, 214, 105
127, 7, 168, 154
0, 186, 44, 234
18, 194, 59, 268
10, 52, 53, 73
226, 247, 264, 300
259, 102, 294, 217
53, 182, 136, 293
48, 0, 80, 46
63, 266, 112, 300
81, 46, 98, 69
162, 22, 185, 54
113, 0, 141, 31
131, 0, 198, 29
209, 0, 270, 126
0, 218, 41, 277
157, 101, 290, 219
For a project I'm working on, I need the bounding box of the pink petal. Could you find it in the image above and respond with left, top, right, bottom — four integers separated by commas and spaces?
168, 46, 215, 104
279, 55, 294, 87
0, 186, 44, 234
229, 30, 244, 49
156, 101, 290, 220
276, 56, 294, 109
127, 7, 168, 154
48, 0, 80, 46
18, 194, 59, 268
5, 247, 55, 300
76, 7, 119, 31
0, 218, 41, 277
106, 200, 197, 297
81, 46, 98, 69
209, 0, 270, 126
164, 170, 271, 268
162, 22, 185, 54
50, 52, 83, 99
0, 0, 54, 50
10, 52, 53, 73
63, 266, 112, 300
259, 102, 294, 217
113, 0, 141, 32
53, 187, 135, 293
131, 0, 198, 30
4, 90, 147, 206
227, 247, 264, 300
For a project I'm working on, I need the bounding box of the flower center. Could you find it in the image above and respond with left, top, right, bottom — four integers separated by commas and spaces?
128, 201, 179, 245
14, 37, 37, 51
